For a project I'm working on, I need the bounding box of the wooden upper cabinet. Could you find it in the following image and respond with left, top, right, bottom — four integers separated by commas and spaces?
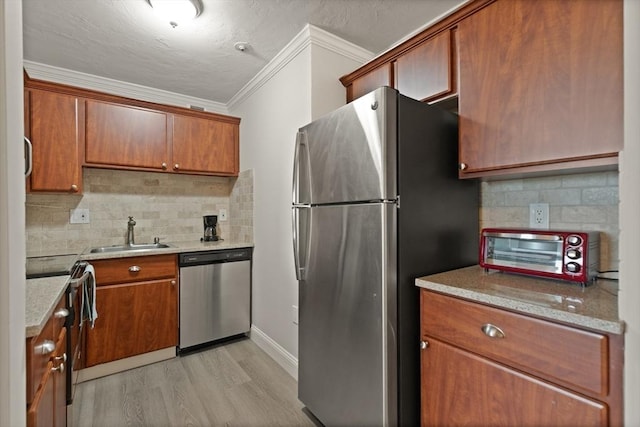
395, 29, 456, 102
172, 114, 238, 175
348, 63, 393, 102
26, 89, 83, 193
85, 100, 169, 170
457, 0, 623, 177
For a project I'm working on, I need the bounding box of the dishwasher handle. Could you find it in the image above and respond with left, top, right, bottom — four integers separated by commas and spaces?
179, 248, 253, 267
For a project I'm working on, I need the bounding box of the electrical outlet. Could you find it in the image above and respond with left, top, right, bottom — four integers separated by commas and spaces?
292, 305, 299, 325
69, 208, 90, 224
529, 203, 549, 229
219, 208, 227, 221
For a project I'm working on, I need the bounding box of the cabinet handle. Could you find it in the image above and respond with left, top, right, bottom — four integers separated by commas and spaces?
170, 280, 176, 286
481, 323, 505, 339
54, 353, 67, 363
458, 162, 468, 171
70, 184, 79, 192
420, 340, 429, 350
54, 308, 70, 319
129, 265, 141, 272
173, 163, 180, 170
51, 362, 65, 373
34, 340, 56, 355
161, 162, 168, 170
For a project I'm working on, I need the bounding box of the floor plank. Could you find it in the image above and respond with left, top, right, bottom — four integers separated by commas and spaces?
72, 337, 318, 427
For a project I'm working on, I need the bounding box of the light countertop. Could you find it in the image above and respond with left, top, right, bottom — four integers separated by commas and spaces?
416, 265, 623, 335
25, 275, 69, 338
26, 240, 254, 338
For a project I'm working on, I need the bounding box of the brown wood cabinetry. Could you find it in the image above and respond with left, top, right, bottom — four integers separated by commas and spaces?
25, 88, 83, 193
26, 295, 69, 427
419, 289, 623, 426
85, 100, 168, 170
24, 73, 241, 179
172, 114, 238, 175
348, 63, 393, 102
85, 254, 178, 367
457, 0, 623, 178
394, 29, 456, 103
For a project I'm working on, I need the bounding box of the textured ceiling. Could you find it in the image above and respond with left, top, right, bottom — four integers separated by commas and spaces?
23, 0, 466, 103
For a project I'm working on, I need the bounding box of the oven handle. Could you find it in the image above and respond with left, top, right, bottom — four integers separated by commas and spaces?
68, 270, 91, 288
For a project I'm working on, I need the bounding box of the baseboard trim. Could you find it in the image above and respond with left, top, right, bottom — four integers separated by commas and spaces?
77, 347, 176, 382
249, 325, 298, 380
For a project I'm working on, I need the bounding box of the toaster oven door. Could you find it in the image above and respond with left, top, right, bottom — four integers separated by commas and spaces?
482, 232, 563, 274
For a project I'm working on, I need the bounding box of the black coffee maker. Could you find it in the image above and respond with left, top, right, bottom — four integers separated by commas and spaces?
202, 215, 219, 241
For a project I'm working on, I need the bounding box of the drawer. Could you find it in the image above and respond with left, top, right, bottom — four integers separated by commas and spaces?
420, 290, 608, 397
26, 296, 66, 405
91, 254, 177, 285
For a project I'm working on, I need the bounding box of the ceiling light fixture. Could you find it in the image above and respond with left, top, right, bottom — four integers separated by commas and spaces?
147, 0, 203, 28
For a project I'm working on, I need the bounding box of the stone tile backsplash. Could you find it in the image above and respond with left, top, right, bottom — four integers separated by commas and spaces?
26, 168, 254, 256
480, 171, 619, 271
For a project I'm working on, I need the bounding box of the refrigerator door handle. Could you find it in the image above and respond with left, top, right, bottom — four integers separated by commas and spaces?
24, 136, 33, 177
292, 131, 311, 205
292, 206, 311, 281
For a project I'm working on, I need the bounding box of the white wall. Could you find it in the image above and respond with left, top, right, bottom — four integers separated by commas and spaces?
621, 0, 640, 423
0, 1, 26, 425
230, 26, 369, 377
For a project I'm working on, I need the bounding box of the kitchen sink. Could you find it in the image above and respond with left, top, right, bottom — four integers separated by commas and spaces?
88, 243, 173, 254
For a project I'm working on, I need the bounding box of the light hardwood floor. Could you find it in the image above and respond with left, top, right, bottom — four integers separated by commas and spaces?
72, 337, 319, 427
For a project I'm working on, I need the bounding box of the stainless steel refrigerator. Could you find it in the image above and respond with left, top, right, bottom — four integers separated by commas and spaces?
292, 87, 478, 427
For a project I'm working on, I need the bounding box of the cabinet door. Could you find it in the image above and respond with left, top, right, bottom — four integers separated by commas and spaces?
27, 363, 54, 427
27, 89, 82, 193
421, 338, 607, 427
457, 0, 622, 176
85, 279, 177, 366
53, 328, 67, 427
172, 114, 238, 175
348, 63, 393, 102
395, 29, 455, 102
85, 100, 168, 170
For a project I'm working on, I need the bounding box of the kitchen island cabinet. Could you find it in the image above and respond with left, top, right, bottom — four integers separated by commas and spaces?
85, 254, 178, 367
456, 0, 623, 178
417, 267, 623, 426
25, 87, 83, 193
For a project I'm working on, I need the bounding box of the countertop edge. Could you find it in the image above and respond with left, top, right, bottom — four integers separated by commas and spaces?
77, 240, 254, 261
416, 275, 624, 335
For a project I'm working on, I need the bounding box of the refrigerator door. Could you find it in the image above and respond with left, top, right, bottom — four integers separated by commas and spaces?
298, 202, 397, 427
294, 87, 398, 205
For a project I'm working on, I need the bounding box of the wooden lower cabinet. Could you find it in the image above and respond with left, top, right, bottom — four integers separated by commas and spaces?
421, 338, 606, 427
27, 297, 68, 427
419, 289, 622, 426
85, 254, 178, 367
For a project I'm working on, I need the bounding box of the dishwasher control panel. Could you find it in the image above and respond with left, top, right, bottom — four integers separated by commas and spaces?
179, 247, 252, 266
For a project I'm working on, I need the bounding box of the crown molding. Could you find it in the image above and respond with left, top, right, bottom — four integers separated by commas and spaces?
227, 24, 373, 110
23, 60, 229, 114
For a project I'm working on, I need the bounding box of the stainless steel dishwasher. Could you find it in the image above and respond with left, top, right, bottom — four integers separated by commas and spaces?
178, 247, 252, 352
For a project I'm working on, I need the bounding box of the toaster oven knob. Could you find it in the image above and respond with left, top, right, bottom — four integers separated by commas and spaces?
567, 235, 582, 246
566, 249, 581, 260
566, 262, 581, 273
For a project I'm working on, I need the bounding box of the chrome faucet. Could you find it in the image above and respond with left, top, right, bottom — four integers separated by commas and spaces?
126, 216, 136, 246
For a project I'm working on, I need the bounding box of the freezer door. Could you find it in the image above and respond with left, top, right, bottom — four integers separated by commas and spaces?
295, 87, 398, 205
298, 202, 397, 427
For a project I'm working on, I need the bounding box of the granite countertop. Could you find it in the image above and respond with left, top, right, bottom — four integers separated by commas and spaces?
78, 239, 254, 261
416, 265, 623, 335
26, 240, 254, 338
25, 275, 69, 338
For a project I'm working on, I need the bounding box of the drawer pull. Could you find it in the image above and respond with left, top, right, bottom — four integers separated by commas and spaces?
481, 323, 505, 339
54, 353, 67, 363
420, 340, 429, 350
51, 362, 65, 373
129, 265, 141, 272
54, 308, 69, 319
34, 340, 56, 355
